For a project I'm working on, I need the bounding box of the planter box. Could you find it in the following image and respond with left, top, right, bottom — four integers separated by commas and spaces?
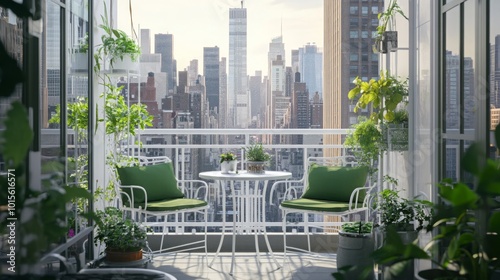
110, 54, 139, 73
71, 53, 88, 71
246, 161, 266, 174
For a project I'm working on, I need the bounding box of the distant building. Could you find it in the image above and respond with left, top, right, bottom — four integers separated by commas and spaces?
219, 57, 228, 129
249, 71, 262, 120
155, 33, 175, 92
204, 47, 220, 112
120, 72, 160, 127
228, 5, 249, 128
298, 43, 322, 99
291, 72, 309, 144
140, 29, 151, 54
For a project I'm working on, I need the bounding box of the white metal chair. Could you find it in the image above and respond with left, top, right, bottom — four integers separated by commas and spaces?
116, 157, 209, 257
270, 157, 375, 258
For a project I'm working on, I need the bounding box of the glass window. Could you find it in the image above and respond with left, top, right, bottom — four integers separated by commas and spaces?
350, 54, 358, 61
350, 31, 359, 38
362, 7, 368, 15
371, 6, 379, 15
350, 6, 358, 15
361, 31, 369, 38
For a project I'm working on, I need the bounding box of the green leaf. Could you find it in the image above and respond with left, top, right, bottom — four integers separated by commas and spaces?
1, 102, 33, 167
462, 143, 481, 176
439, 182, 479, 208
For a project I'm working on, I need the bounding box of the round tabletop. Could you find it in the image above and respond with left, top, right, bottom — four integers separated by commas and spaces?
199, 170, 292, 181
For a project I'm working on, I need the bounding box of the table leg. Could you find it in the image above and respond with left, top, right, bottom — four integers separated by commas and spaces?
209, 181, 226, 268
230, 181, 236, 275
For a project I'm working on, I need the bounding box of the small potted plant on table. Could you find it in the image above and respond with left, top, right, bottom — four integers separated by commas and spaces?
244, 143, 271, 174
220, 152, 237, 174
95, 207, 148, 263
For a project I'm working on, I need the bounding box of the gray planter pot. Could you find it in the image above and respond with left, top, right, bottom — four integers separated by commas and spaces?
337, 231, 375, 279
246, 161, 266, 174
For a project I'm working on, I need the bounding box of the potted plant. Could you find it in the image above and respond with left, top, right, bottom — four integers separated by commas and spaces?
244, 143, 271, 174
220, 152, 237, 174
348, 71, 408, 125
71, 34, 89, 70
373, 0, 408, 53
94, 207, 148, 263
334, 222, 375, 280
376, 189, 433, 279
94, 4, 141, 72
344, 117, 383, 170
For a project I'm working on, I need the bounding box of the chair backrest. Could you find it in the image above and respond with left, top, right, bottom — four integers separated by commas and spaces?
301, 157, 369, 203
116, 162, 184, 203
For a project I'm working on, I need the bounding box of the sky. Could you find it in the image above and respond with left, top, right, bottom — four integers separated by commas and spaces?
116, 0, 323, 77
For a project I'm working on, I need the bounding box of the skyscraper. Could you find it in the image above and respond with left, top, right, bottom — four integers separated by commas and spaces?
298, 43, 323, 99
203, 47, 220, 112
492, 35, 500, 108
228, 4, 248, 128
140, 29, 151, 54
155, 33, 174, 93
323, 0, 383, 156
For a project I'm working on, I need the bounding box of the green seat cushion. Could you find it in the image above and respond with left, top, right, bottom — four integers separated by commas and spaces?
281, 198, 363, 212
117, 162, 184, 203
302, 165, 368, 203
143, 198, 208, 212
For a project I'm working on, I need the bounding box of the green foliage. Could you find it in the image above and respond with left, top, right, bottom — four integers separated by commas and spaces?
220, 152, 237, 163
94, 207, 147, 252
348, 71, 408, 123
368, 125, 500, 279
344, 117, 382, 169
245, 143, 271, 162
0, 102, 33, 167
94, 3, 140, 71
341, 221, 373, 234
377, 189, 433, 231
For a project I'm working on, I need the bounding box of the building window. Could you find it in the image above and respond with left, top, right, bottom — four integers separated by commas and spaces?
362, 7, 368, 15
350, 31, 359, 38
350, 6, 358, 15
350, 54, 358, 61
371, 6, 379, 15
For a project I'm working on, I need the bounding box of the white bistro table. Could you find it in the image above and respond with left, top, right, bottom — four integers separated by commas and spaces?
199, 170, 292, 275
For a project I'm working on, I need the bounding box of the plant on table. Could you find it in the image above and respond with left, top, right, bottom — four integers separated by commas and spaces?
220, 152, 237, 163
244, 143, 272, 174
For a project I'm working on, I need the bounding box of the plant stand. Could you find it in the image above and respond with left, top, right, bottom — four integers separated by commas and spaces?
382, 123, 408, 151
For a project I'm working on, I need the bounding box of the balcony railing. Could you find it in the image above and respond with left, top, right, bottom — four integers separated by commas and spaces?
128, 128, 351, 234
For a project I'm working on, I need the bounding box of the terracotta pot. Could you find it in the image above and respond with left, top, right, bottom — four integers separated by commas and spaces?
105, 248, 142, 262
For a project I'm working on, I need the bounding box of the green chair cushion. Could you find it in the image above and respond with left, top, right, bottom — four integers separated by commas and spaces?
281, 198, 363, 212
117, 162, 184, 203
142, 198, 208, 212
302, 165, 368, 203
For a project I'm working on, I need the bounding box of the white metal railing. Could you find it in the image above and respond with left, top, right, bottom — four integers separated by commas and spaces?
127, 128, 351, 233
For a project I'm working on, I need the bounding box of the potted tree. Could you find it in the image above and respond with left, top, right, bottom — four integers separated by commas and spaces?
244, 143, 271, 174
220, 152, 237, 174
95, 207, 148, 263
335, 222, 375, 280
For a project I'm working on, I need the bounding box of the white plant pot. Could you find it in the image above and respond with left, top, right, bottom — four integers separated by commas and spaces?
71, 53, 88, 71
221, 160, 237, 174
111, 54, 139, 73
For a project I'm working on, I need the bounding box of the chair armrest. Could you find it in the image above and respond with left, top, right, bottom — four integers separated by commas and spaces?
269, 178, 305, 206
119, 185, 148, 211
177, 179, 209, 201
348, 184, 376, 211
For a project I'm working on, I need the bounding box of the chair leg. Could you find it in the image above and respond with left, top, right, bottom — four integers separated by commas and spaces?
282, 210, 287, 266
159, 215, 167, 254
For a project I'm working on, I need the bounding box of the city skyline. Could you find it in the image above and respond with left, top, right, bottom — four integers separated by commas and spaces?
117, 0, 323, 76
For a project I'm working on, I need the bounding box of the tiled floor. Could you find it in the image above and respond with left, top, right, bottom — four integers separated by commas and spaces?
150, 252, 337, 280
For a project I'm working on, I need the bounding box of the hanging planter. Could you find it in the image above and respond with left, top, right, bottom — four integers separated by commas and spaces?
381, 31, 398, 53
382, 122, 408, 151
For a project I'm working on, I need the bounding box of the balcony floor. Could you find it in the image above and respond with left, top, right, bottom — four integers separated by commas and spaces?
150, 252, 337, 280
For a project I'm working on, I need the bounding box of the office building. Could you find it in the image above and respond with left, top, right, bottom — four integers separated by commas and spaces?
203, 47, 220, 112
155, 33, 175, 92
